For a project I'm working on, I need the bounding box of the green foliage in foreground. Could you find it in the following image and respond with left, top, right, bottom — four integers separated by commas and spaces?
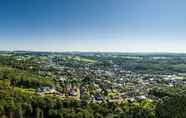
0, 81, 156, 118
150, 85, 186, 118
1, 82, 185, 118
155, 95, 186, 118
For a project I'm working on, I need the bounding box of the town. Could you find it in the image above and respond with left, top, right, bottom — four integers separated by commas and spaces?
1, 51, 186, 103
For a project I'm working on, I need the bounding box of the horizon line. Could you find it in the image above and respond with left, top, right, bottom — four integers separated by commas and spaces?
1, 50, 186, 54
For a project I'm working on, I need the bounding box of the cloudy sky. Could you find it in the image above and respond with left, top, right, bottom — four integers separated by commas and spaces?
0, 0, 186, 52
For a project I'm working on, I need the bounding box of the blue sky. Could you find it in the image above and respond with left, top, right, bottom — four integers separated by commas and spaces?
0, 0, 186, 52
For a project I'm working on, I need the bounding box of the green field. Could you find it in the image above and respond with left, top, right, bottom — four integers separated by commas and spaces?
65, 56, 97, 63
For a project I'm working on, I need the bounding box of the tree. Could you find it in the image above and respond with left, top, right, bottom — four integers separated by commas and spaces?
155, 96, 186, 118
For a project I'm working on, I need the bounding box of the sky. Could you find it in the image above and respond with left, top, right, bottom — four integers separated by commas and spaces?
0, 0, 186, 52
